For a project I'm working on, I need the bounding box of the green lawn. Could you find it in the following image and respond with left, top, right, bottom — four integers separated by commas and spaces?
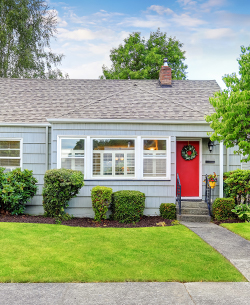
0, 223, 245, 283
221, 222, 250, 241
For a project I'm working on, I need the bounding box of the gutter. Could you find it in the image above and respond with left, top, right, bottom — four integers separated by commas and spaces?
0, 123, 51, 127
46, 118, 210, 125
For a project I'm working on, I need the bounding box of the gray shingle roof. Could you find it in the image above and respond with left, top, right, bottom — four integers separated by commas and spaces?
0, 79, 220, 123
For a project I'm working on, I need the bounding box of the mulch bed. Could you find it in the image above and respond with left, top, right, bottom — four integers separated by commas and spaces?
212, 219, 246, 225
0, 214, 174, 228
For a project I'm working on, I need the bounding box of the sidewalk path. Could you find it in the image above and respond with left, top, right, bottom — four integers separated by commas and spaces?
1, 282, 250, 305
182, 222, 250, 281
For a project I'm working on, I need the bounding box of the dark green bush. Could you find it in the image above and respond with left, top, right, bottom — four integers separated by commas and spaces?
223, 169, 250, 204
91, 186, 112, 222
42, 168, 84, 217
212, 198, 235, 220
159, 203, 176, 219
111, 190, 145, 223
0, 168, 38, 215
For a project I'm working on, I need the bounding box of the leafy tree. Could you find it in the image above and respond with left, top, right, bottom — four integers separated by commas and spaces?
101, 28, 187, 80
0, 0, 67, 78
206, 46, 250, 161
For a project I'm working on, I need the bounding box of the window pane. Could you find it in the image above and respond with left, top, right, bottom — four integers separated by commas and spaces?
143, 159, 166, 177
0, 150, 20, 157
143, 140, 166, 154
61, 139, 84, 158
103, 153, 112, 175
115, 153, 124, 175
0, 141, 20, 149
61, 158, 84, 173
0, 159, 20, 167
93, 139, 135, 150
127, 153, 135, 175
93, 153, 101, 175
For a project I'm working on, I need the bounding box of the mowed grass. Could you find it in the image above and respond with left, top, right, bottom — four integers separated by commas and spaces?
221, 222, 250, 241
0, 223, 245, 283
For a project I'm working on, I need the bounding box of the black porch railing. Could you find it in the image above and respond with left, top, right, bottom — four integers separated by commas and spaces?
177, 173, 181, 215
205, 174, 212, 216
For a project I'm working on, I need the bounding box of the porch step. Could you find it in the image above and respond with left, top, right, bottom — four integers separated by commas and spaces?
177, 214, 211, 222
180, 201, 208, 209
177, 207, 209, 215
176, 200, 211, 223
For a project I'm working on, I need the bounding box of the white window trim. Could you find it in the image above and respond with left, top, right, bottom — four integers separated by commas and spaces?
57, 136, 87, 178
0, 138, 23, 170
90, 137, 137, 180
57, 135, 171, 180
141, 137, 171, 180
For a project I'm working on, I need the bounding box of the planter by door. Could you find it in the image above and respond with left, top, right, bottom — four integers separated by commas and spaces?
176, 141, 200, 197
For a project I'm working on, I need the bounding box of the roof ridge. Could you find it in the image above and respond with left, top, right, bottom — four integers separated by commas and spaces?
59, 87, 130, 118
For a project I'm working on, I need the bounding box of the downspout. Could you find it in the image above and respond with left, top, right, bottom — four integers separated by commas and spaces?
45, 126, 49, 171
219, 141, 224, 198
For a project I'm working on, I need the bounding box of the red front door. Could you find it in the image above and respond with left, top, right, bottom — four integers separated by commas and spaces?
176, 141, 200, 197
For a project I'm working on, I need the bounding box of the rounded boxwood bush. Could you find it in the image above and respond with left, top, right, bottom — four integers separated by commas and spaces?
212, 198, 235, 220
159, 203, 176, 219
42, 168, 84, 217
91, 186, 113, 222
111, 190, 145, 223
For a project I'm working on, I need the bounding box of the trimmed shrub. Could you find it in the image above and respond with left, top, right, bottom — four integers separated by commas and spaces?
223, 169, 250, 204
42, 169, 84, 217
0, 168, 38, 215
111, 190, 145, 223
212, 198, 235, 220
91, 186, 112, 222
159, 203, 176, 219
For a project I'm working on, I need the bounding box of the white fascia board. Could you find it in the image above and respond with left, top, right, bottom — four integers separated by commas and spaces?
47, 118, 209, 125
0, 122, 51, 127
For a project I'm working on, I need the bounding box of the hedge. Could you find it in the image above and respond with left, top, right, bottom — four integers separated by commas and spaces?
91, 186, 112, 222
212, 198, 235, 220
111, 190, 145, 223
42, 168, 84, 217
159, 203, 176, 219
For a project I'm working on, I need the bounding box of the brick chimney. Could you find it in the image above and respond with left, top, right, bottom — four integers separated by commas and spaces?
159, 58, 171, 86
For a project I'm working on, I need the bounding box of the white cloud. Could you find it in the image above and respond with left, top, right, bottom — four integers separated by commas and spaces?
58, 28, 96, 40
203, 28, 235, 39
148, 5, 173, 15
177, 0, 197, 7
171, 13, 206, 27
119, 16, 169, 28
201, 0, 226, 12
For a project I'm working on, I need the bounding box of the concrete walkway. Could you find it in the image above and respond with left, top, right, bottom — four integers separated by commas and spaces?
1, 282, 250, 305
1, 222, 250, 304
182, 222, 250, 281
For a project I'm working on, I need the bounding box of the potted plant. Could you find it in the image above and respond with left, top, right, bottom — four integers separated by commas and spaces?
208, 172, 217, 189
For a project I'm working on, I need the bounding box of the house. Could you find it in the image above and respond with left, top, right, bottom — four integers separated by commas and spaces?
0, 64, 244, 217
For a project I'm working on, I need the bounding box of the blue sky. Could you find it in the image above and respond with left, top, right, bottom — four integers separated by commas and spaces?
49, 0, 250, 88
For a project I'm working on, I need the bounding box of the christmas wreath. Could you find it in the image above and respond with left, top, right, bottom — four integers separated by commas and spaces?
181, 145, 197, 161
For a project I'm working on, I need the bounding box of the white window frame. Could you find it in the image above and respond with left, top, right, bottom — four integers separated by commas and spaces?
57, 135, 171, 180
0, 138, 23, 171
141, 137, 171, 180
91, 137, 137, 180
57, 136, 86, 178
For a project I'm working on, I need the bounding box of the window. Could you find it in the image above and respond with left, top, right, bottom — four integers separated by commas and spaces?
58, 136, 170, 180
0, 140, 21, 171
60, 138, 85, 173
92, 139, 135, 177
143, 139, 167, 178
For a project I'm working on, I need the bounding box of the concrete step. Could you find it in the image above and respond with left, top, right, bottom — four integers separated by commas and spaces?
177, 214, 211, 223
179, 201, 208, 208
177, 207, 209, 215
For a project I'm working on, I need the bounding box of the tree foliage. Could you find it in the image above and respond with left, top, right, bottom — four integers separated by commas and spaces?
0, 0, 67, 78
206, 46, 250, 161
101, 28, 187, 80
